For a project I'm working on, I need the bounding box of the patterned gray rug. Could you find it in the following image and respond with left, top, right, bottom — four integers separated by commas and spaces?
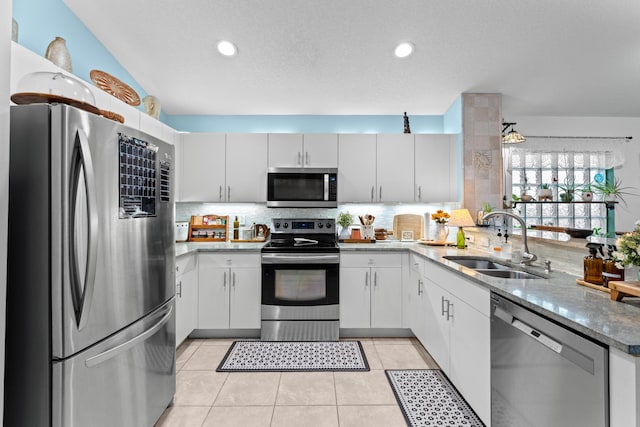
217, 341, 369, 372
386, 369, 485, 427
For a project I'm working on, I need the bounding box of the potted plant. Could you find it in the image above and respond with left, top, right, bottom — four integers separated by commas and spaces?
337, 211, 354, 239
580, 183, 594, 202
593, 177, 637, 206
537, 183, 553, 201
556, 177, 582, 202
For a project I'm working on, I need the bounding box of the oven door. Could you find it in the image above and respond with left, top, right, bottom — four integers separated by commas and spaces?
261, 253, 339, 306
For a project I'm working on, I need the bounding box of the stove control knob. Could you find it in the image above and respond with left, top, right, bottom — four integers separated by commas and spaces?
325, 222, 332, 229
275, 222, 281, 229
283, 222, 289, 229
317, 223, 324, 228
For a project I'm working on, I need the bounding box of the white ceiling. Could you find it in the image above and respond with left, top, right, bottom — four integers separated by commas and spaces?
65, 0, 640, 117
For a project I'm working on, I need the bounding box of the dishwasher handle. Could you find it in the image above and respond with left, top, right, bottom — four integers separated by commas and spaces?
493, 305, 596, 374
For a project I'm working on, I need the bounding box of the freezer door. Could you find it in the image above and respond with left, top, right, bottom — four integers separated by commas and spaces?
53, 299, 176, 427
55, 105, 175, 358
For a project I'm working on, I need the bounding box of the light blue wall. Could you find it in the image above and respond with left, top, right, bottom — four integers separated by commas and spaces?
12, 0, 149, 115
12, 0, 451, 133
443, 96, 463, 200
443, 96, 462, 134
164, 114, 444, 134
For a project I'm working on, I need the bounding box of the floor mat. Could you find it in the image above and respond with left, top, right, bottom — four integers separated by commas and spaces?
216, 340, 369, 372
385, 369, 485, 427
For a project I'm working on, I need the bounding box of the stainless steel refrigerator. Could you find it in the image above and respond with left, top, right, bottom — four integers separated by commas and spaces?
5, 104, 176, 426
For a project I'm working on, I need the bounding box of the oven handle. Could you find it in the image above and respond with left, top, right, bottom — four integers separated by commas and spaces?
261, 253, 340, 264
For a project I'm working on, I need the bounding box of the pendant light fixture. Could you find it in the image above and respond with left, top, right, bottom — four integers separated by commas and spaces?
502, 121, 526, 144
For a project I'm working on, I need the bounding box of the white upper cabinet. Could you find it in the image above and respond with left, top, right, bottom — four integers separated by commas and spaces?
338, 134, 377, 202
376, 134, 415, 202
268, 133, 338, 168
226, 133, 268, 202
415, 134, 458, 202
268, 133, 304, 167
179, 133, 268, 202
302, 134, 338, 167
180, 133, 226, 202
338, 134, 415, 203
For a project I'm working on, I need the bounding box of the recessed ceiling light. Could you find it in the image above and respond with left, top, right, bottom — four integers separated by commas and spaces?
217, 40, 238, 57
394, 42, 414, 58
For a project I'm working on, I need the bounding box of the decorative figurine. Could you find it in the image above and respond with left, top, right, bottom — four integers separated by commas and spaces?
403, 112, 411, 134
45, 36, 72, 73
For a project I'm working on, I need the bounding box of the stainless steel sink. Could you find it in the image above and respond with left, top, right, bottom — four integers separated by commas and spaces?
474, 269, 545, 280
443, 256, 511, 270
443, 256, 545, 280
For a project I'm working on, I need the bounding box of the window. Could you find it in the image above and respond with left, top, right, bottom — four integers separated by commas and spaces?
509, 150, 608, 231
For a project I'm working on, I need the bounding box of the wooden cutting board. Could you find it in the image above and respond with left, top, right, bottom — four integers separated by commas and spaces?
393, 214, 424, 240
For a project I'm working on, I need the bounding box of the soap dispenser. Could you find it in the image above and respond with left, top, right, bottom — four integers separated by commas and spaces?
584, 243, 604, 285
603, 244, 624, 287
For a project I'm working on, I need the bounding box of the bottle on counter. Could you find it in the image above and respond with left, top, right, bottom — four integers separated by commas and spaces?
584, 242, 604, 285
603, 244, 625, 287
233, 216, 239, 240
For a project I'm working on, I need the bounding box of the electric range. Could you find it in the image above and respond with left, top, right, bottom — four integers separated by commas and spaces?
260, 218, 340, 341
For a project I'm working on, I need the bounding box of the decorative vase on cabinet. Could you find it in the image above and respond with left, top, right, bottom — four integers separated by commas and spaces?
45, 36, 72, 73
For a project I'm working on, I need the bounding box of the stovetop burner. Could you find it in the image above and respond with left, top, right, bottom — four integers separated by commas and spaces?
262, 218, 338, 253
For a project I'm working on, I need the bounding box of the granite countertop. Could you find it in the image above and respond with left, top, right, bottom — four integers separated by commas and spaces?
175, 241, 264, 257
409, 244, 640, 355
177, 239, 640, 355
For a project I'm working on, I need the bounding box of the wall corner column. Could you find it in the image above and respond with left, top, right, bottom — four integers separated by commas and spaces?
461, 93, 503, 212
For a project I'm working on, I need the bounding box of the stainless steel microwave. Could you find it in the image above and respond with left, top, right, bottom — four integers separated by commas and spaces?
267, 167, 338, 207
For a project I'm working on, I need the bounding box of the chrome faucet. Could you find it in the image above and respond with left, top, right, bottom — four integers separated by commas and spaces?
482, 211, 538, 266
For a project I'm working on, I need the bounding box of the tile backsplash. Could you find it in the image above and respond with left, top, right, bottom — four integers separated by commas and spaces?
176, 202, 459, 237
177, 202, 601, 278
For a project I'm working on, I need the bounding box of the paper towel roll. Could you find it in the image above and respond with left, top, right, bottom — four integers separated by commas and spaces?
424, 212, 430, 241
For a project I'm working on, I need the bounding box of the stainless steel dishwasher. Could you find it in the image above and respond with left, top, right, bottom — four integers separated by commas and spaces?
491, 293, 608, 427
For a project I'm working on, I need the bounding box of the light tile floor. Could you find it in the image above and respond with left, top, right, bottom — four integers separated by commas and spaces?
156, 337, 439, 427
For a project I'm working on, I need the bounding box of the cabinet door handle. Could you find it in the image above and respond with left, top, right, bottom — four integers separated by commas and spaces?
418, 185, 422, 201
232, 271, 236, 288
219, 185, 223, 201
305, 152, 309, 165
374, 271, 378, 288
298, 152, 302, 165
371, 186, 374, 202
365, 271, 369, 288
177, 280, 182, 297
446, 302, 453, 321
418, 279, 423, 296
223, 271, 227, 288
379, 186, 382, 201
227, 186, 231, 201
441, 296, 447, 316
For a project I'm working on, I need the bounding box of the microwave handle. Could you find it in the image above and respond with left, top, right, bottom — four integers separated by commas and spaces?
324, 173, 329, 201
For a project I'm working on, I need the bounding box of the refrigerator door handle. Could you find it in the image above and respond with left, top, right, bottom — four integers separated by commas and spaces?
69, 129, 99, 330
85, 304, 173, 368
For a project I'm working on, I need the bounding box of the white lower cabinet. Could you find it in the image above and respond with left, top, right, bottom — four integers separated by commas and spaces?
198, 253, 261, 329
340, 253, 403, 328
414, 258, 491, 425
175, 254, 198, 347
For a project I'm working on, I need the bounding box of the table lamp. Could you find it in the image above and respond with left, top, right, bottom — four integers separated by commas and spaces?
448, 209, 476, 249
